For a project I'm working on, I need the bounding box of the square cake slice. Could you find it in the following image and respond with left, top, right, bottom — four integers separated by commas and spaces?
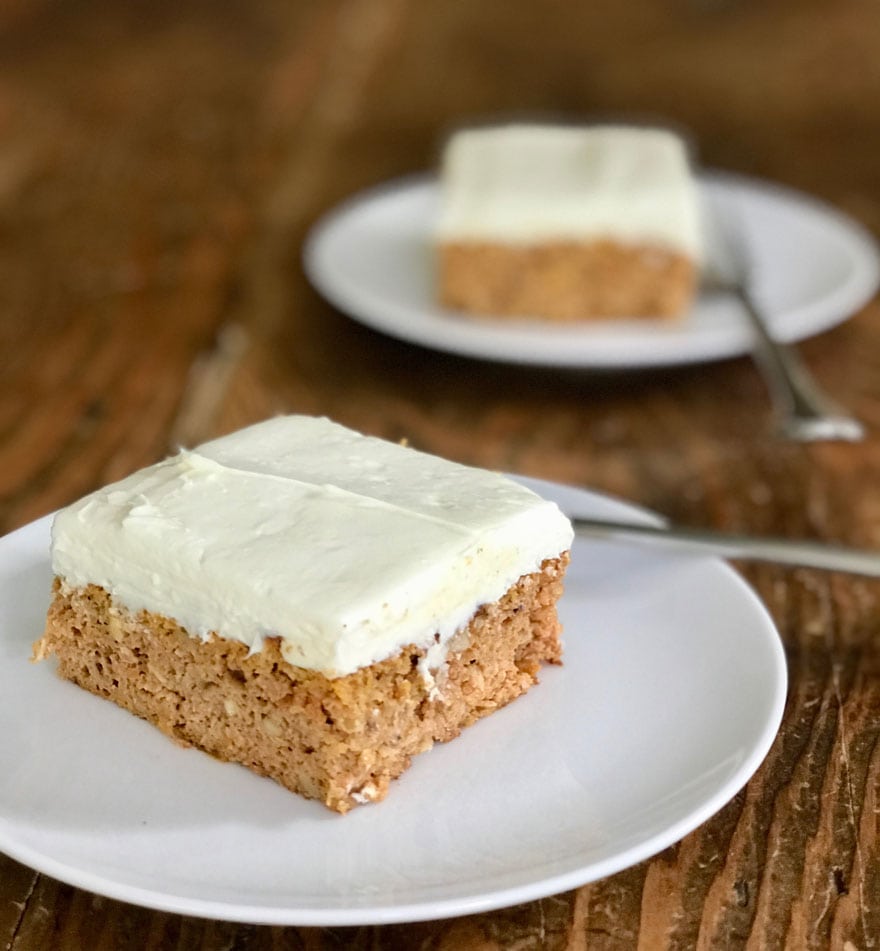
436, 124, 702, 321
35, 415, 573, 813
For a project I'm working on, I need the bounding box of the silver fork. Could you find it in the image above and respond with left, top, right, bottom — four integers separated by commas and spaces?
710, 193, 864, 442
573, 514, 880, 577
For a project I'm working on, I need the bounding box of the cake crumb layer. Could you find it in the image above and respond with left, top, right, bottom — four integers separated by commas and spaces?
440, 239, 695, 320
35, 554, 569, 814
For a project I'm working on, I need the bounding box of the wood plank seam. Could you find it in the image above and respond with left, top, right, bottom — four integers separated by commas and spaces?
827, 619, 870, 945
169, 322, 250, 448
3, 870, 39, 951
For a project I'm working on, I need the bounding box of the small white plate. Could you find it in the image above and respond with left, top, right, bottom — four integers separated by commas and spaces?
0, 479, 786, 925
303, 174, 880, 368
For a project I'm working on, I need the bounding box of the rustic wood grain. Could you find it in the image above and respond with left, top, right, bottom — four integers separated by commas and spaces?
2, 1, 880, 948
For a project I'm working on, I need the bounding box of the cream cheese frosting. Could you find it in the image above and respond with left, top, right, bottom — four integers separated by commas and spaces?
436, 124, 701, 258
51, 415, 573, 677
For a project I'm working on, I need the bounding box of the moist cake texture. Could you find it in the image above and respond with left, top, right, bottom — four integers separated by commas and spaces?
436, 124, 702, 321
35, 415, 573, 813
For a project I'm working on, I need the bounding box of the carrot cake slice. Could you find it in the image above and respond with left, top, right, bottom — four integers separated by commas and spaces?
35, 415, 573, 813
436, 124, 702, 321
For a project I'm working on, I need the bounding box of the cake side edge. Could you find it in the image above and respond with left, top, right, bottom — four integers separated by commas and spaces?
33, 553, 570, 814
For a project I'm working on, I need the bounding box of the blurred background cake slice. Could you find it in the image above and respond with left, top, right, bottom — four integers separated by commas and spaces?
436, 124, 702, 321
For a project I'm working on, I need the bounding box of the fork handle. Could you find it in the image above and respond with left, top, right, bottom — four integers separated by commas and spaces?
573, 516, 880, 577
736, 288, 864, 441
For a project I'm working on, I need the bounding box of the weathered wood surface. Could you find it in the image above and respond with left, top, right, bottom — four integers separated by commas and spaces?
2, 1, 879, 948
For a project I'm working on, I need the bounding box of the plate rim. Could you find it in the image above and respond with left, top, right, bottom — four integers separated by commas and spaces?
0, 482, 788, 925
302, 170, 880, 369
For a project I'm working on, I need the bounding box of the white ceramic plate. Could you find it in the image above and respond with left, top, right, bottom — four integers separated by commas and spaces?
303, 173, 880, 368
0, 479, 786, 925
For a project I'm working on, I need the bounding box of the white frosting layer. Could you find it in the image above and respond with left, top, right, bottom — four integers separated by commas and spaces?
51, 416, 573, 677
436, 124, 701, 257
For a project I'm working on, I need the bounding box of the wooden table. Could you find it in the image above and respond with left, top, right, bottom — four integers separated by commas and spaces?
2, 2, 879, 947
